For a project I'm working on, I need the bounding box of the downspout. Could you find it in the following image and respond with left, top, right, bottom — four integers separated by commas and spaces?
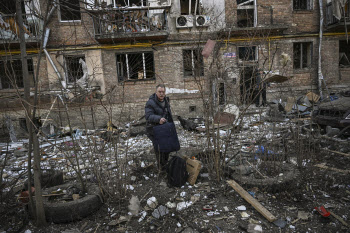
43, 28, 66, 89
254, 0, 257, 27
46, 0, 57, 22
318, 0, 324, 99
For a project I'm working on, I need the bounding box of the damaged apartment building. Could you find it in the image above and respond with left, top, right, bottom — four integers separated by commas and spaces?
0, 0, 350, 128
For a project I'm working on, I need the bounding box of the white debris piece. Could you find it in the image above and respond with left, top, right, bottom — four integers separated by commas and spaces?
176, 201, 193, 211
236, 205, 246, 211
147, 197, 158, 209
138, 211, 147, 222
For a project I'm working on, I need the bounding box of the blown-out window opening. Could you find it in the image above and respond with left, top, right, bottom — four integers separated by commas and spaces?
116, 52, 155, 82
0, 59, 34, 89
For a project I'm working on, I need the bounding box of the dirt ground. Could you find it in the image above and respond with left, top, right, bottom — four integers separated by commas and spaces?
1, 112, 350, 233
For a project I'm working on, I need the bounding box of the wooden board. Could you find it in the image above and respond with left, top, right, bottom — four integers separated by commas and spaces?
315, 163, 350, 174
321, 148, 350, 157
227, 180, 277, 222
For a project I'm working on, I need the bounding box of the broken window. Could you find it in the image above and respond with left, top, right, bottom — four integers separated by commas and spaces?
339, 40, 350, 67
0, 59, 34, 89
238, 46, 257, 61
116, 52, 155, 81
183, 49, 204, 76
115, 0, 147, 7
65, 55, 85, 84
218, 83, 226, 105
180, 0, 200, 15
59, 0, 81, 21
293, 0, 313, 10
237, 0, 255, 27
293, 42, 312, 69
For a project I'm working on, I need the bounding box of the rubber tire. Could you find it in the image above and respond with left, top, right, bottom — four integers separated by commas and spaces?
42, 182, 103, 223
230, 162, 299, 193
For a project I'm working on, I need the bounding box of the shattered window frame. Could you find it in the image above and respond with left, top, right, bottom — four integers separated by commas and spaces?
183, 49, 204, 77
293, 0, 313, 11
339, 40, 350, 67
236, 0, 256, 28
180, 0, 200, 15
238, 46, 257, 62
116, 51, 155, 82
64, 55, 86, 84
218, 82, 226, 105
293, 42, 312, 69
0, 59, 34, 90
59, 0, 82, 22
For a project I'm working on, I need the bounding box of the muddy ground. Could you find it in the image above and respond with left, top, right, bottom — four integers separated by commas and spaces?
0, 110, 350, 233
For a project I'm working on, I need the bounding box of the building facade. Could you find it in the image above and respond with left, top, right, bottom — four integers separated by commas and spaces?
0, 0, 349, 129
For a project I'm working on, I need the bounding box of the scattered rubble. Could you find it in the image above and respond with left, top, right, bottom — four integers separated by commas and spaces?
1, 95, 350, 232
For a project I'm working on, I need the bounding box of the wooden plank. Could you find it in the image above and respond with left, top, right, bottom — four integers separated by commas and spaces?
330, 211, 350, 228
227, 180, 277, 222
315, 163, 350, 174
321, 148, 350, 157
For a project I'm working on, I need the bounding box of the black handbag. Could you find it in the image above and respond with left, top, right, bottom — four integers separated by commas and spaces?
153, 122, 180, 153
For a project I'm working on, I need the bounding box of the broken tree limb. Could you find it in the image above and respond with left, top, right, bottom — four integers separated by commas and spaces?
330, 211, 350, 228
227, 180, 277, 222
314, 163, 350, 174
321, 148, 350, 157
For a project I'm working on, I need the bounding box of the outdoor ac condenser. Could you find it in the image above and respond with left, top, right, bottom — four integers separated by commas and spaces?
176, 15, 194, 28
195, 15, 210, 27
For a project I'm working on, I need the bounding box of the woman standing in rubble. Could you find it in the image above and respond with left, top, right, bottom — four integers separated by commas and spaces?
145, 84, 174, 171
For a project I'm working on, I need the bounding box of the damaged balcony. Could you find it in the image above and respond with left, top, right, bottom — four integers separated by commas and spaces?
325, 0, 350, 32
0, 13, 42, 46
88, 1, 170, 42
220, 1, 287, 37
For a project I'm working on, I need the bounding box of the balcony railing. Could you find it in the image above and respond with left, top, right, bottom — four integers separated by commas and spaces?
326, 1, 350, 26
93, 9, 168, 38
0, 13, 42, 41
85, 0, 170, 10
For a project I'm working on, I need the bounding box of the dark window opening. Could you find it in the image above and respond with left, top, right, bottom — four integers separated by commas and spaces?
237, 0, 254, 27
239, 66, 256, 104
60, 0, 81, 21
339, 40, 350, 67
189, 106, 196, 112
0, 59, 34, 89
183, 49, 204, 76
218, 83, 225, 105
0, 1, 25, 14
237, 9, 254, 27
115, 0, 147, 7
65, 55, 85, 84
180, 0, 200, 15
238, 46, 256, 61
293, 42, 312, 69
293, 0, 313, 10
116, 52, 155, 81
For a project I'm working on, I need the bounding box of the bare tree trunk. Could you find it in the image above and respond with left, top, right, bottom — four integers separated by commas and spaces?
16, 0, 47, 226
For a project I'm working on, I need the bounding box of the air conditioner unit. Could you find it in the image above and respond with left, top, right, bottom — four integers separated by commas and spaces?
196, 15, 210, 27
176, 15, 194, 28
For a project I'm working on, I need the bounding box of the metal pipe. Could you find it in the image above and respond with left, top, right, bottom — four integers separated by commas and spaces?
42, 28, 64, 87
318, 0, 324, 99
46, 0, 57, 22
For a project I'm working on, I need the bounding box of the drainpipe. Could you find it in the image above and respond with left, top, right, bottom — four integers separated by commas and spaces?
318, 0, 324, 99
43, 28, 67, 89
46, 0, 57, 22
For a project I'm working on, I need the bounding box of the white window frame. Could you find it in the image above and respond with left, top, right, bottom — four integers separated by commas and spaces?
58, 0, 82, 22
293, 0, 313, 11
237, 0, 257, 27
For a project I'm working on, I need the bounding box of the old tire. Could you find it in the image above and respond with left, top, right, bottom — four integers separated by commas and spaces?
230, 162, 299, 192
42, 182, 103, 223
